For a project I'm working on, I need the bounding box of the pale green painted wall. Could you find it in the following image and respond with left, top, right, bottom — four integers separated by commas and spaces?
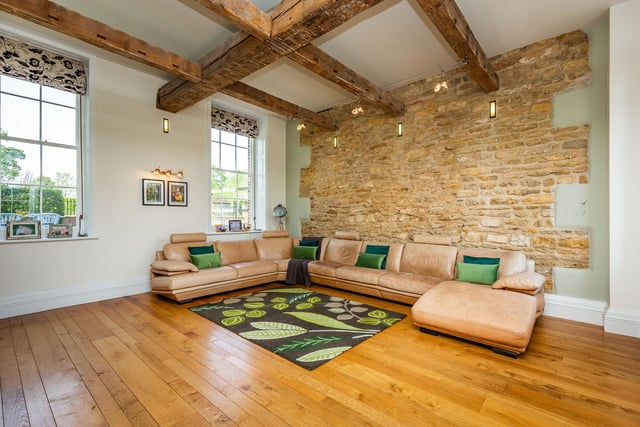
285, 120, 310, 238
553, 15, 610, 301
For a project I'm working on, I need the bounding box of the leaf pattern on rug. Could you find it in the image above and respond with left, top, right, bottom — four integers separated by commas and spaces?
190, 287, 406, 370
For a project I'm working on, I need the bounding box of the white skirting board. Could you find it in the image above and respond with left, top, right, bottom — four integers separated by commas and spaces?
0, 278, 150, 319
544, 293, 640, 338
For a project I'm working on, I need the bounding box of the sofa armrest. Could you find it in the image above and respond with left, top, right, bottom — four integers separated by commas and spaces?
491, 271, 545, 295
150, 260, 198, 276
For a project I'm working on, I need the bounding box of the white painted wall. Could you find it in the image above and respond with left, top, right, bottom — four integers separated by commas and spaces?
0, 22, 286, 318
608, 0, 640, 336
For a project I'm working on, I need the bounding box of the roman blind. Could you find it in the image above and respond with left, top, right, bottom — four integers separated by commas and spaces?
0, 33, 87, 95
211, 106, 259, 138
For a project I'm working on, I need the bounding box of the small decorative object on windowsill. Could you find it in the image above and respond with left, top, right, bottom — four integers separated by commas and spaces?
228, 219, 242, 232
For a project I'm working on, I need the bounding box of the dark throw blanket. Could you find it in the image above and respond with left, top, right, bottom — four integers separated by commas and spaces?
286, 259, 313, 287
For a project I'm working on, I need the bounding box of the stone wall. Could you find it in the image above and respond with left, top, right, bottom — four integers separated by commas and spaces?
299, 31, 591, 291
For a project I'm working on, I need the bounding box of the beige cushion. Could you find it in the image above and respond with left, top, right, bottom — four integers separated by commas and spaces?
262, 230, 289, 238
379, 272, 441, 295
232, 261, 278, 278
334, 231, 360, 240
322, 239, 363, 265
150, 260, 198, 273
151, 266, 238, 291
170, 232, 207, 243
492, 271, 546, 295
308, 260, 343, 278
336, 266, 386, 285
215, 240, 258, 265
458, 248, 527, 279
400, 243, 458, 279
413, 234, 452, 245
254, 237, 292, 260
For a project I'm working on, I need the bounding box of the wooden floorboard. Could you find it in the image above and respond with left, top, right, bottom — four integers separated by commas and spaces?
2, 283, 639, 426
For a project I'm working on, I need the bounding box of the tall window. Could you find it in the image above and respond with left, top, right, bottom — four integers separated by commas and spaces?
211, 128, 253, 229
0, 75, 81, 230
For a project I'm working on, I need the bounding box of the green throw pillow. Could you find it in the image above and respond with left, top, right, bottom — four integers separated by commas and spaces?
190, 252, 222, 269
355, 252, 386, 269
463, 255, 500, 265
456, 262, 499, 285
188, 245, 214, 255
365, 245, 389, 269
299, 239, 319, 247
293, 245, 318, 260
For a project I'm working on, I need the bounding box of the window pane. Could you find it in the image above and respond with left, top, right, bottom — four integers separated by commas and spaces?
42, 86, 76, 107
0, 184, 37, 216
1, 94, 40, 140
0, 140, 40, 185
42, 103, 76, 145
220, 143, 235, 170
237, 147, 249, 172
42, 146, 76, 190
211, 141, 220, 168
210, 128, 220, 142
236, 135, 248, 148
221, 130, 235, 145
1, 75, 39, 98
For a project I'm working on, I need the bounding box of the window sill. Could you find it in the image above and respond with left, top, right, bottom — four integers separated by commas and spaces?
0, 236, 98, 245
207, 230, 262, 237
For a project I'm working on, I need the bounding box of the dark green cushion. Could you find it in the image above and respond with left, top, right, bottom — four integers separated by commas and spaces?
456, 262, 499, 285
355, 252, 386, 269
365, 244, 389, 269
188, 245, 214, 255
190, 252, 222, 269
293, 245, 317, 260
463, 255, 500, 265
299, 239, 319, 247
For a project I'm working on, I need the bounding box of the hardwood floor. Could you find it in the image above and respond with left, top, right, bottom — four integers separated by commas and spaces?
1, 284, 639, 426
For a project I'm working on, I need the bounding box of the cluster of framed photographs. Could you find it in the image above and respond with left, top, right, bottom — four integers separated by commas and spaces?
5, 221, 73, 240
143, 179, 188, 207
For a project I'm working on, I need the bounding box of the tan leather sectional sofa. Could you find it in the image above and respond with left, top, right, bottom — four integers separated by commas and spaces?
150, 230, 545, 356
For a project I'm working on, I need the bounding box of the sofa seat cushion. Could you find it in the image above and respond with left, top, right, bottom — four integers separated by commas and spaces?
412, 281, 538, 352
231, 260, 277, 278
336, 265, 387, 285
273, 259, 290, 272
379, 272, 442, 295
151, 266, 238, 291
308, 260, 343, 278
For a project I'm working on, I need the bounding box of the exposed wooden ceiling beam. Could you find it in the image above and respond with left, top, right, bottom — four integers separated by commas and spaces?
190, 0, 271, 40
288, 44, 405, 116
221, 82, 338, 130
415, 0, 498, 92
0, 0, 202, 83
157, 0, 384, 113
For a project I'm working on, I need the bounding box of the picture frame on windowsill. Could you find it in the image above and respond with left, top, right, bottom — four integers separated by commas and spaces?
228, 219, 242, 232
6, 221, 41, 240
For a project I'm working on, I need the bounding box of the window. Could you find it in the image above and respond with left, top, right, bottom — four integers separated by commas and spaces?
0, 75, 82, 231
210, 128, 253, 230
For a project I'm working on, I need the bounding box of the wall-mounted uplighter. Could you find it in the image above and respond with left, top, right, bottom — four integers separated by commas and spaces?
163, 118, 170, 133
397, 122, 404, 137
489, 100, 497, 119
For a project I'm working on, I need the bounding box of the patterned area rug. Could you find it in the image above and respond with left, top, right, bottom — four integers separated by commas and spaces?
190, 287, 406, 370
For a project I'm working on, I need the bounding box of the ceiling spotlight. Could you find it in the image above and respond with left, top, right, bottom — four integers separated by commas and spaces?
296, 123, 306, 131
351, 106, 364, 115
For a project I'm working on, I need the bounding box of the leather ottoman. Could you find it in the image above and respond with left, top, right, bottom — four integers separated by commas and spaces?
411, 280, 538, 357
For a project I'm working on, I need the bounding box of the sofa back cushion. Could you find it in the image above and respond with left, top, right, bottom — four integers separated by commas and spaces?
163, 242, 213, 262
321, 238, 363, 265
362, 241, 404, 272
214, 240, 258, 265
399, 243, 458, 279
254, 237, 292, 260
458, 248, 527, 279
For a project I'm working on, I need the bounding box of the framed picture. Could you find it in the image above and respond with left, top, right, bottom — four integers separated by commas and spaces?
228, 219, 242, 232
142, 179, 165, 206
168, 181, 188, 207
7, 221, 41, 240
48, 224, 73, 238
215, 224, 227, 232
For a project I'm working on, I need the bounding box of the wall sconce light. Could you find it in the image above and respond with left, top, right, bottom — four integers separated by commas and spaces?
351, 106, 364, 115
162, 118, 170, 133
333, 136, 338, 148
152, 167, 183, 178
397, 122, 404, 137
296, 123, 306, 131
434, 81, 448, 93
489, 100, 497, 118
